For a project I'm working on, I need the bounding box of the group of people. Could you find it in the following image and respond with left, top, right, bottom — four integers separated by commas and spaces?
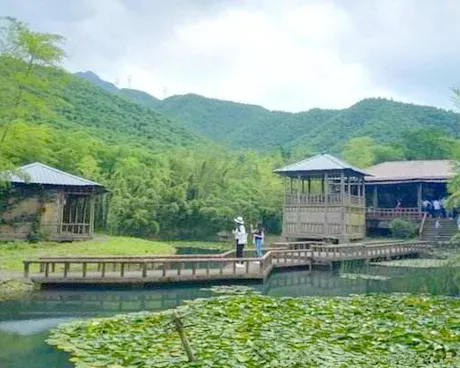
422, 198, 458, 219
232, 216, 265, 267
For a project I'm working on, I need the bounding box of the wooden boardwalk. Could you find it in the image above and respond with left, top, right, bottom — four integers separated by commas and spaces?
24, 240, 432, 286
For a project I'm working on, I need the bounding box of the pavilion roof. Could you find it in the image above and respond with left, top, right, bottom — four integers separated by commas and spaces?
274, 153, 369, 177
365, 160, 455, 184
5, 162, 104, 188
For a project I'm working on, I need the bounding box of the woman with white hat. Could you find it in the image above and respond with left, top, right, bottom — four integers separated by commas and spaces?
232, 216, 247, 267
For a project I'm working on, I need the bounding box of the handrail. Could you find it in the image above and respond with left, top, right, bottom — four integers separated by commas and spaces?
23, 241, 434, 281
419, 211, 428, 237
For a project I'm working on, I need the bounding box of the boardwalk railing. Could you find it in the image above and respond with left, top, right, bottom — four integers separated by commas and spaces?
24, 240, 432, 285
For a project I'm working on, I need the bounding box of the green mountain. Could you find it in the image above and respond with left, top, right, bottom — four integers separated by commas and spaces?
76, 71, 460, 153
8, 67, 206, 151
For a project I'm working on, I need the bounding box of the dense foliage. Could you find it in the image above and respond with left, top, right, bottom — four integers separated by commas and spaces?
48, 292, 460, 367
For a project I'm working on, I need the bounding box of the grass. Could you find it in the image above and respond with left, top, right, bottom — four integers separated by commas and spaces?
0, 235, 228, 273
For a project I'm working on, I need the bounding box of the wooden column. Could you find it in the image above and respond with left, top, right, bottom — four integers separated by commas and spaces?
308, 178, 311, 194
373, 185, 378, 208
282, 177, 287, 237
297, 175, 301, 235
417, 182, 422, 213
340, 171, 346, 240
347, 176, 351, 196
324, 172, 329, 238
89, 194, 95, 237
362, 178, 366, 202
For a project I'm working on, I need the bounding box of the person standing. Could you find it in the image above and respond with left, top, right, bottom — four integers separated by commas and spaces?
433, 199, 441, 218
252, 223, 265, 258
232, 216, 247, 267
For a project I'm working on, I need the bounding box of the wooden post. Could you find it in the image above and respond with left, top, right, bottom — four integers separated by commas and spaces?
89, 194, 95, 237
58, 192, 64, 235
340, 171, 346, 241
83, 263, 87, 277
101, 263, 106, 278
172, 312, 196, 362
24, 262, 30, 278
297, 175, 301, 235
361, 178, 366, 205
308, 178, 311, 195
324, 172, 329, 238
417, 182, 422, 214
142, 262, 147, 278
373, 185, 378, 208
63, 262, 69, 278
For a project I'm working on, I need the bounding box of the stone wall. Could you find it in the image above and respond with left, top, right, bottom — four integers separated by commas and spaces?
0, 189, 61, 241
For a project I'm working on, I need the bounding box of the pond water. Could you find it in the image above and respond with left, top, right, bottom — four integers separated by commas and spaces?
0, 266, 456, 368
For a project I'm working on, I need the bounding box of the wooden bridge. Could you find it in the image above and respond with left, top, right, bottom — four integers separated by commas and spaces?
23, 240, 432, 286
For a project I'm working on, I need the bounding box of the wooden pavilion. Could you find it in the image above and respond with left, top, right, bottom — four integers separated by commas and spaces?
274, 153, 369, 243
365, 160, 454, 221
0, 162, 106, 241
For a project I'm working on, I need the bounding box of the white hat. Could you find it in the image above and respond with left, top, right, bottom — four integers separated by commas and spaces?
234, 216, 244, 224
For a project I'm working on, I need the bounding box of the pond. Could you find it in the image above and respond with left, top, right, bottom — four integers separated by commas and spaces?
0, 266, 457, 368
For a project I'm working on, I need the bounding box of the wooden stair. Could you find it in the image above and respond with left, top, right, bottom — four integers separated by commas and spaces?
421, 218, 458, 242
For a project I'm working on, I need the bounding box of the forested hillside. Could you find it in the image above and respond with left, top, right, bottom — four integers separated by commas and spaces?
76, 72, 460, 153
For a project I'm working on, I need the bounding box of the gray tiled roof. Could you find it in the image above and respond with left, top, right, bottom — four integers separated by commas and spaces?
365, 160, 454, 183
274, 153, 369, 176
8, 162, 103, 187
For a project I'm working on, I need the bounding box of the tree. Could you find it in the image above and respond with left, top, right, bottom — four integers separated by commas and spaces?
0, 17, 66, 145
400, 128, 453, 160
343, 136, 375, 168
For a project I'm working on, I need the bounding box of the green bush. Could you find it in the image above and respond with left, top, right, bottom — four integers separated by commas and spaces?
389, 218, 419, 238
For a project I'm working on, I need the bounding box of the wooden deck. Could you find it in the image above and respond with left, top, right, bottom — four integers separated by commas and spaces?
23, 240, 432, 286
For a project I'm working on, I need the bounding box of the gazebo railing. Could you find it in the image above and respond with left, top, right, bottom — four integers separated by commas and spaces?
285, 193, 364, 206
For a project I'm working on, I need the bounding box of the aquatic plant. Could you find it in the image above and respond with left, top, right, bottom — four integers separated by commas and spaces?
48, 294, 460, 367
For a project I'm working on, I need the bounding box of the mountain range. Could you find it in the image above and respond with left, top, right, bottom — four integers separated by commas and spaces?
76, 71, 460, 153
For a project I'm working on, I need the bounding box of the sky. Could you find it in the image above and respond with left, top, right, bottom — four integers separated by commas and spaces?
2, 0, 460, 112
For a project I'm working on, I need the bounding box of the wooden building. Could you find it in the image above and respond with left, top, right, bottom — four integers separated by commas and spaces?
275, 154, 369, 243
0, 162, 106, 241
365, 160, 454, 221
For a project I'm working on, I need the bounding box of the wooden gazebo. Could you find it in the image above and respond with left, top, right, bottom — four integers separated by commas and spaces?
274, 153, 369, 242
0, 162, 106, 241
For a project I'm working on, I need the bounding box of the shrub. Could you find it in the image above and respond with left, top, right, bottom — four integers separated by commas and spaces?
389, 218, 418, 238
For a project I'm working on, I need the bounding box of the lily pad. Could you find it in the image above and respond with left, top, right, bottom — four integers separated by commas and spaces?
48, 294, 460, 367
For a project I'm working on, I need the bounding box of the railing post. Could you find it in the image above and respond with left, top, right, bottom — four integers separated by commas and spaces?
120, 263, 125, 277
142, 262, 147, 278
45, 263, 49, 278
63, 262, 69, 278
83, 262, 87, 277
24, 262, 30, 278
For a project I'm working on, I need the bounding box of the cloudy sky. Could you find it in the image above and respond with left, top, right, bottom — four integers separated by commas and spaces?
2, 0, 460, 111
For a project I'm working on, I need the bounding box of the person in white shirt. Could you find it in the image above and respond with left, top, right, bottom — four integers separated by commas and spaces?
433, 199, 441, 218
232, 216, 247, 267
